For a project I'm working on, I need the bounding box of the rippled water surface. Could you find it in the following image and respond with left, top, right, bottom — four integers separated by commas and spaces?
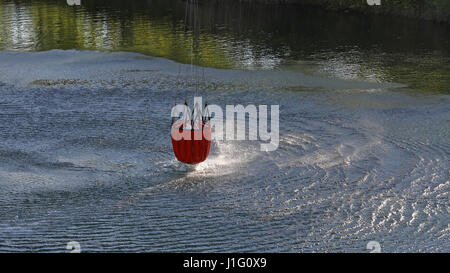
0, 0, 449, 252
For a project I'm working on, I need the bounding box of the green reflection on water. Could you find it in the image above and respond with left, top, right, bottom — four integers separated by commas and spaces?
0, 0, 235, 68
0, 0, 449, 93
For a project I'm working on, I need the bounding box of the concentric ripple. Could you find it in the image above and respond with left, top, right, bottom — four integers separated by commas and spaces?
0, 50, 448, 252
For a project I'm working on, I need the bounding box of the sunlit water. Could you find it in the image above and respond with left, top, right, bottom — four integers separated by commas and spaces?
0, 0, 449, 252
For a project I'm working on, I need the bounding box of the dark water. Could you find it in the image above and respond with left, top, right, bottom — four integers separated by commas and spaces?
0, 0, 449, 252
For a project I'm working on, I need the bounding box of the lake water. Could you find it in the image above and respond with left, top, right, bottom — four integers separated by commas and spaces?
0, 0, 448, 252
